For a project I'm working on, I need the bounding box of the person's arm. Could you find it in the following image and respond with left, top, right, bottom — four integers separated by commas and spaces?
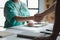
15, 16, 34, 22
42, 1, 56, 16
34, 1, 56, 22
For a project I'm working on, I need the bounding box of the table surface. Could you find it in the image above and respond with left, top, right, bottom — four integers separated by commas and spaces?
0, 23, 60, 40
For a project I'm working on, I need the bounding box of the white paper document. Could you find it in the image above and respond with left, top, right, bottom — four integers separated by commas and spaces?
10, 23, 53, 33
0, 27, 6, 31
0, 31, 14, 38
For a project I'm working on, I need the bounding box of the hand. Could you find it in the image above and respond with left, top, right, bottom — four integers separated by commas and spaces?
27, 21, 34, 27
27, 22, 34, 27
34, 13, 44, 22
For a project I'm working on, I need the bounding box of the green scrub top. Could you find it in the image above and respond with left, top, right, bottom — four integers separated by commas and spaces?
4, 0, 30, 28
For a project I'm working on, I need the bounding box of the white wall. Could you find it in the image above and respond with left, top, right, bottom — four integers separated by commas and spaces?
0, 9, 5, 26
0, 0, 7, 26
39, 0, 45, 13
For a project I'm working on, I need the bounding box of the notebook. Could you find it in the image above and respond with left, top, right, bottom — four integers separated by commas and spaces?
17, 31, 45, 39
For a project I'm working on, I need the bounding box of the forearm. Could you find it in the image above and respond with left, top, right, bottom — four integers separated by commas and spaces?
15, 16, 34, 22
42, 1, 56, 16
51, 25, 60, 39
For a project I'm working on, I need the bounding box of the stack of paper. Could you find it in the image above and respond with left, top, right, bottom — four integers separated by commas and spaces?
10, 23, 54, 33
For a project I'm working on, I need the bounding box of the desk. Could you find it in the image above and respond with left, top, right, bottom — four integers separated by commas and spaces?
0, 23, 60, 40
0, 29, 31, 40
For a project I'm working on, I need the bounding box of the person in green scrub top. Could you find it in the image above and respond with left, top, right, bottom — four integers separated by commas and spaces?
4, 0, 41, 28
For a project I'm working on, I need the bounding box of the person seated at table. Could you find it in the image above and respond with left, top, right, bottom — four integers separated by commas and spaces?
33, 0, 60, 40
4, 0, 41, 28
